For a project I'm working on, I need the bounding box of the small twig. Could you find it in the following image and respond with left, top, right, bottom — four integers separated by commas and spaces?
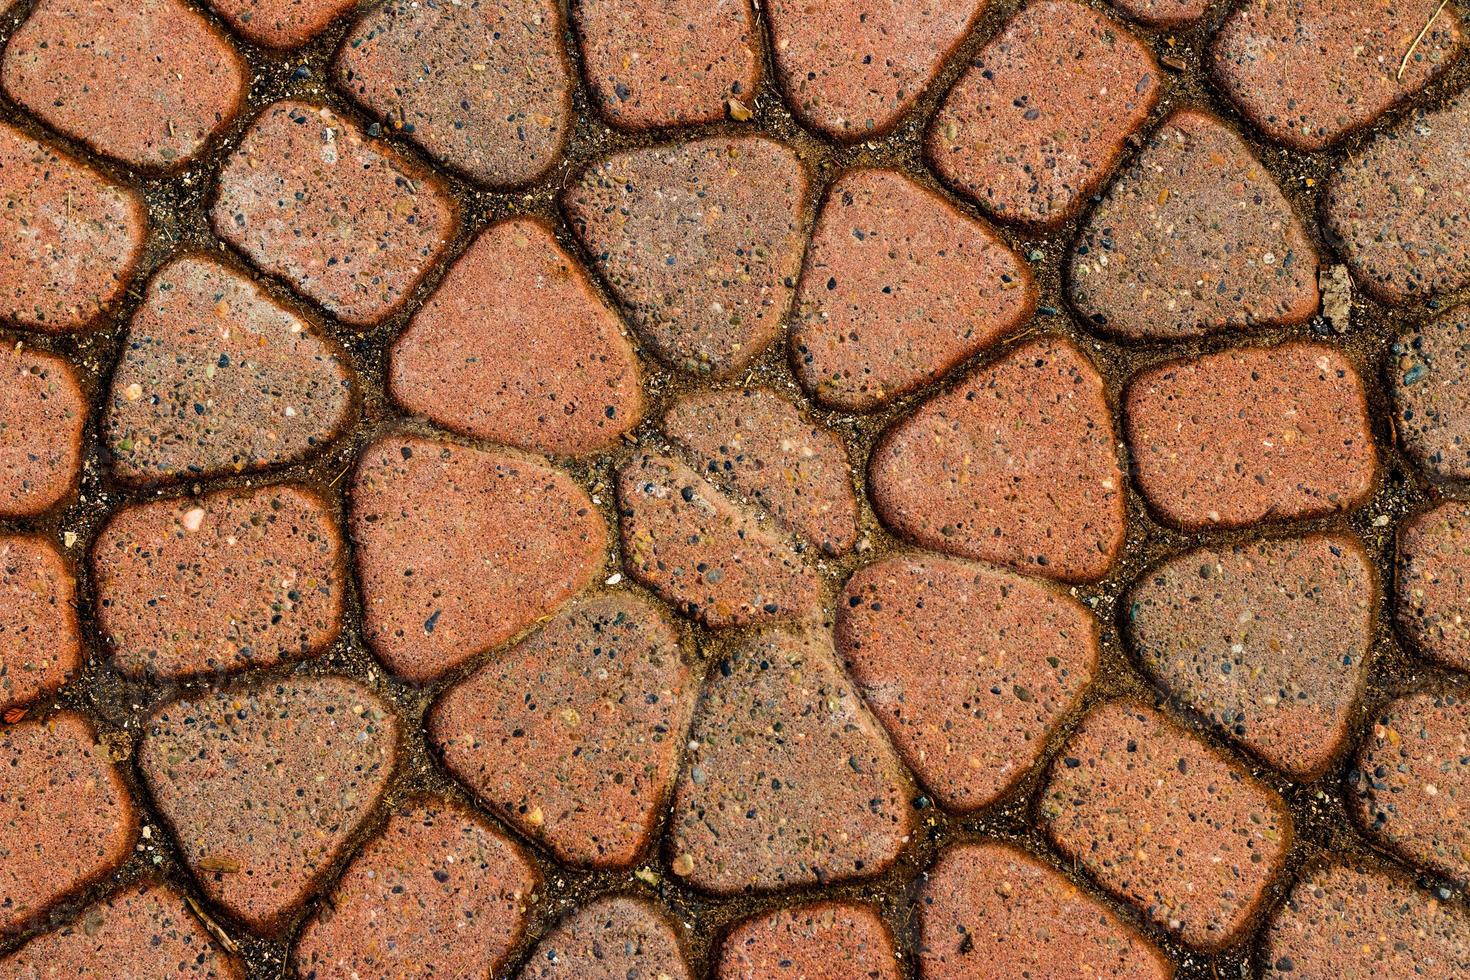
1399, 0, 1450, 80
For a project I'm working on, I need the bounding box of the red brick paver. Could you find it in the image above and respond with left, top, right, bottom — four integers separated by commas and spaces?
0, 535, 80, 713
520, 896, 692, 979
0, 343, 85, 517
203, 0, 355, 48
718, 901, 899, 979
1392, 309, 1470, 480
1398, 502, 1470, 673
1109, 0, 1204, 27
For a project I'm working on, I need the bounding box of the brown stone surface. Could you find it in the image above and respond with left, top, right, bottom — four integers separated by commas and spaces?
0, 711, 138, 936
0, 343, 85, 516
789, 167, 1035, 411
869, 337, 1125, 583
390, 218, 643, 455
1398, 502, 1470, 672
351, 435, 606, 682
1125, 342, 1378, 530
292, 800, 538, 980
139, 676, 399, 936
928, 0, 1160, 229
564, 136, 808, 377
1392, 309, 1470, 481
1108, 0, 1204, 27
664, 387, 858, 554
1040, 700, 1293, 951
718, 901, 899, 980
430, 594, 694, 868
669, 628, 913, 894
212, 100, 456, 326
837, 554, 1097, 812
919, 842, 1171, 980
1069, 109, 1320, 340
334, 0, 573, 187
203, 0, 354, 48
0, 535, 80, 712
520, 896, 692, 979
107, 255, 356, 484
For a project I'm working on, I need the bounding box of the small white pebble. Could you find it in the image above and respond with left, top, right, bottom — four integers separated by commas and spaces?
181, 507, 206, 532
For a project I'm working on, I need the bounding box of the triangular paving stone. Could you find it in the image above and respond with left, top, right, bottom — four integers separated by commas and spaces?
519, 896, 692, 979
1068, 109, 1320, 341
390, 218, 643, 455
430, 594, 695, 868
107, 255, 355, 484
564, 136, 808, 378
669, 628, 913, 894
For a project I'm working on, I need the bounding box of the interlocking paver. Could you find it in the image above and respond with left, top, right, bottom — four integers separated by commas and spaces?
928, 0, 1160, 229
1109, 0, 1204, 27
869, 337, 1125, 583
789, 167, 1035, 411
212, 100, 456, 326
390, 218, 643, 455
0, 343, 85, 516
1398, 502, 1470, 673
1040, 700, 1293, 951
334, 0, 572, 187
430, 594, 694, 868
0, 535, 80, 713
2, 0, 246, 168
1125, 342, 1378, 530
837, 554, 1097, 811
203, 0, 355, 48
1392, 309, 1470, 481
520, 896, 692, 979
718, 901, 899, 979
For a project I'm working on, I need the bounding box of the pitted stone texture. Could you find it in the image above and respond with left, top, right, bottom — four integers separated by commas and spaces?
140, 676, 398, 936
352, 436, 605, 683
293, 800, 538, 980
1351, 691, 1470, 888
1399, 502, 1470, 672
0, 123, 145, 332
870, 337, 1125, 583
1213, 0, 1463, 152
919, 842, 1171, 980
1109, 0, 1204, 26
520, 896, 692, 979
1041, 700, 1293, 951
212, 100, 456, 327
431, 595, 694, 868
766, 0, 984, 142
390, 218, 642, 455
1127, 534, 1375, 779
575, 0, 761, 130
108, 255, 355, 484
1070, 110, 1320, 341
564, 136, 808, 377
2, 0, 246, 168
0, 712, 137, 936
718, 901, 899, 979
1125, 343, 1378, 530
1392, 310, 1470, 481
790, 168, 1035, 411
664, 387, 857, 555
0, 344, 85, 517
1325, 88, 1470, 305
928, 0, 1160, 229
335, 0, 572, 187
837, 554, 1097, 812
0, 535, 80, 712
203, 0, 354, 47
669, 628, 913, 894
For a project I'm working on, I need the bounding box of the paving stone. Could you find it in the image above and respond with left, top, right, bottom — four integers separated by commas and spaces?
718, 901, 899, 979
0, 711, 137, 936
919, 842, 1171, 979
93, 485, 342, 680
1125, 342, 1378, 530
520, 895, 691, 979
212, 100, 456, 327
139, 676, 399, 935
2, 0, 246, 168
1399, 502, 1470, 673
1108, 0, 1204, 27
928, 0, 1160, 229
1325, 88, 1470, 305
1351, 691, 1470, 888
1127, 533, 1375, 780
1212, 0, 1463, 153
1040, 700, 1293, 951
107, 255, 356, 484
0, 343, 85, 517
668, 628, 913, 894
564, 136, 808, 378
351, 435, 605, 682
1069, 109, 1320, 341
334, 0, 572, 187
836, 554, 1097, 812
765, 0, 984, 141
663, 387, 858, 555
292, 799, 538, 980
575, 0, 761, 130
789, 167, 1035, 411
869, 337, 1125, 583
430, 594, 694, 868
0, 123, 146, 332
0, 880, 243, 979
1392, 309, 1470, 481
203, 0, 355, 48
0, 535, 80, 713
390, 218, 643, 455
617, 450, 820, 628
